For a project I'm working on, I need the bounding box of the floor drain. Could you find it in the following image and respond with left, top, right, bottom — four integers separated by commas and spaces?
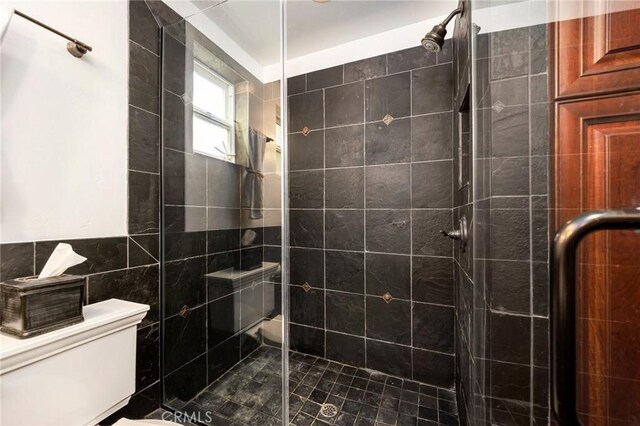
319, 403, 338, 418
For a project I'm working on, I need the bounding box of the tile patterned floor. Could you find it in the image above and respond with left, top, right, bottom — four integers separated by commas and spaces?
161, 346, 459, 426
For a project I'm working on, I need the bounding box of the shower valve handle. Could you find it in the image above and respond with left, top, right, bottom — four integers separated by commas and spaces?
439, 216, 468, 252
440, 229, 461, 240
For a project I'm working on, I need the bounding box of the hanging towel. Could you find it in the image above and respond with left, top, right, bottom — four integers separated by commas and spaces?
242, 128, 267, 219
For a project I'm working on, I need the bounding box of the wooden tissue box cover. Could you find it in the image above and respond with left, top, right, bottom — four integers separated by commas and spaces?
0, 274, 86, 338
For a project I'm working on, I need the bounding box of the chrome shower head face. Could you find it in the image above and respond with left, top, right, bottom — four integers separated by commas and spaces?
421, 24, 446, 52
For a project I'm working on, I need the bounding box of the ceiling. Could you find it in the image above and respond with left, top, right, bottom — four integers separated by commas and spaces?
194, 0, 460, 66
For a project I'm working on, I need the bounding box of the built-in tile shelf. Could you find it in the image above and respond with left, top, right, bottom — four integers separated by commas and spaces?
205, 261, 280, 290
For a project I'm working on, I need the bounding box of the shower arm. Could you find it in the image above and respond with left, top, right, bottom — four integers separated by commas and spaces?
441, 6, 463, 27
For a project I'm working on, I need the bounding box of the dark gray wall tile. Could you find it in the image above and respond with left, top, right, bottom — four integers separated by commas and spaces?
344, 55, 387, 83
307, 65, 343, 91
136, 324, 160, 392
387, 46, 436, 74
366, 210, 411, 254
412, 64, 453, 115
491, 157, 529, 196
129, 1, 160, 54
326, 332, 365, 366
365, 253, 411, 300
291, 286, 325, 328
36, 237, 127, 276
162, 91, 189, 153
412, 161, 453, 208
290, 130, 324, 171
490, 105, 529, 157
325, 250, 364, 294
162, 33, 186, 96
412, 210, 452, 257
489, 312, 531, 364
129, 41, 159, 113
532, 261, 549, 317
290, 170, 324, 208
325, 210, 364, 251
88, 264, 159, 327
163, 149, 206, 206
325, 125, 364, 168
530, 104, 549, 156
166, 232, 206, 262
128, 235, 159, 267
411, 112, 453, 162
325, 168, 364, 209
288, 75, 306, 95
365, 164, 411, 209
490, 209, 530, 261
290, 324, 325, 357
290, 247, 324, 287
208, 335, 240, 382
289, 90, 324, 132
413, 303, 454, 353
129, 106, 160, 173
412, 348, 454, 388
366, 340, 412, 378
365, 72, 411, 121
326, 291, 365, 335
163, 306, 206, 373
325, 82, 365, 127
489, 260, 530, 314
129, 171, 160, 234
490, 76, 529, 107
365, 119, 411, 165
164, 257, 206, 316
530, 156, 548, 195
366, 296, 411, 345
412, 256, 453, 306
0, 243, 34, 281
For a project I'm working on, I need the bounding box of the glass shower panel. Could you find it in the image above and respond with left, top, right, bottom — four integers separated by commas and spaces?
160, 2, 286, 422
471, 1, 640, 425
470, 1, 551, 424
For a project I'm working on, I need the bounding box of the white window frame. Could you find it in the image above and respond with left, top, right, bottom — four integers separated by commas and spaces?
192, 61, 235, 161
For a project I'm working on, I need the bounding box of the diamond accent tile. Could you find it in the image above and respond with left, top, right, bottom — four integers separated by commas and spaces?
382, 114, 394, 125
382, 292, 393, 303
302, 126, 311, 136
491, 100, 506, 113
179, 305, 191, 318
302, 282, 312, 292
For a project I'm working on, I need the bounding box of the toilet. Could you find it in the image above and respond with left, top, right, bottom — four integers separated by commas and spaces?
0, 299, 177, 426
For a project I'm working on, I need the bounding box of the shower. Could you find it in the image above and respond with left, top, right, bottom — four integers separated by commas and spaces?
421, 5, 463, 52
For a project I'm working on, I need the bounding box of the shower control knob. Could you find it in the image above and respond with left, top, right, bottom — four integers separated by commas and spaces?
439, 216, 468, 252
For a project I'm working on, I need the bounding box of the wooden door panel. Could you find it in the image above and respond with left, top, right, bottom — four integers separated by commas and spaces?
554, 91, 640, 423
553, 8, 640, 99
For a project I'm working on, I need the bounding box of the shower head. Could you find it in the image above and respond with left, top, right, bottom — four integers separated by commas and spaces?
421, 5, 463, 52
421, 24, 447, 52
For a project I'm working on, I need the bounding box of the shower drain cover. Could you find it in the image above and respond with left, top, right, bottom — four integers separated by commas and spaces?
319, 403, 338, 418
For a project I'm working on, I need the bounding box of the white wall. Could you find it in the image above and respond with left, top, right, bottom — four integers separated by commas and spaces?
1, 1, 128, 243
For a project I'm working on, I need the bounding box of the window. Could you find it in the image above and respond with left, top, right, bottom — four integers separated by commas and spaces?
192, 61, 235, 161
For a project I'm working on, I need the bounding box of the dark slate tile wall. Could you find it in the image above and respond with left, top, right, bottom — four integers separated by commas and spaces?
160, 19, 283, 407
0, 1, 183, 420
286, 42, 456, 390
471, 23, 551, 426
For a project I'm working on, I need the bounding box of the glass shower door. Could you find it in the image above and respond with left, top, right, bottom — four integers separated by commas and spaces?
160, 1, 287, 423
470, 1, 640, 425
